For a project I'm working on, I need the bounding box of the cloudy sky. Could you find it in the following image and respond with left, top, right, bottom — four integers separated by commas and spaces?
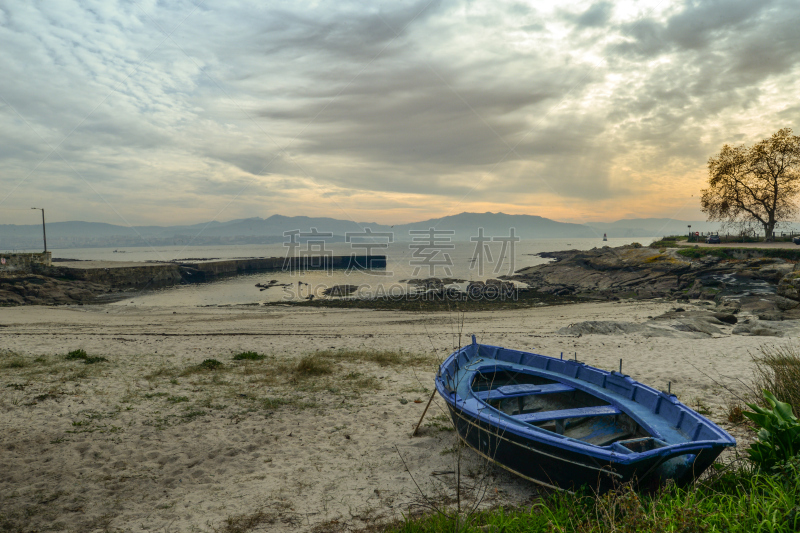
1, 0, 799, 226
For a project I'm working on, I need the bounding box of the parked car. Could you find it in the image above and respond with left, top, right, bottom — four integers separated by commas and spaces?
706, 235, 721, 244
793, 236, 800, 245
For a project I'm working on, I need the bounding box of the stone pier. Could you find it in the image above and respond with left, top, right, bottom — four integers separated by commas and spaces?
29, 255, 387, 289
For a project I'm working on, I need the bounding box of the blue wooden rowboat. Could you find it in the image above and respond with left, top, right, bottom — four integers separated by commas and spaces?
434, 337, 736, 492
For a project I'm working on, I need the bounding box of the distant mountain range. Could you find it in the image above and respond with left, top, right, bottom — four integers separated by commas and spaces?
0, 212, 779, 250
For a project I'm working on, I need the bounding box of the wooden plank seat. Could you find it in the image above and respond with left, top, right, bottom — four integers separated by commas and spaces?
513, 405, 622, 424
473, 383, 575, 401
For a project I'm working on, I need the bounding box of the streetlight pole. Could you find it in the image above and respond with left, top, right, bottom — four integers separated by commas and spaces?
31, 207, 47, 253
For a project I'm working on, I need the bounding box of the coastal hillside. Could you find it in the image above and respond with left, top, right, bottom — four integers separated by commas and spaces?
0, 213, 723, 249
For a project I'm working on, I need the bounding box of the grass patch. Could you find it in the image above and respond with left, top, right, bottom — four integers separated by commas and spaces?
0, 357, 27, 369
390, 463, 800, 533
425, 413, 454, 432
65, 349, 88, 361
182, 358, 226, 375
200, 358, 224, 370
261, 397, 294, 409
232, 351, 266, 361
752, 344, 800, 416
342, 371, 382, 391
295, 355, 333, 376
181, 410, 206, 421
649, 239, 678, 248
677, 246, 800, 261
313, 349, 436, 368
63, 349, 107, 364
166, 395, 189, 403
677, 247, 734, 260
145, 365, 179, 381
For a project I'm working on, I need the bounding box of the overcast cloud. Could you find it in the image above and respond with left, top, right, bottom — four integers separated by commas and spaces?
1, 0, 799, 225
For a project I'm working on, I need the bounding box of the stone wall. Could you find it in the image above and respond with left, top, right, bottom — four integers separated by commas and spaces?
179, 255, 387, 282
44, 263, 183, 289
0, 252, 52, 272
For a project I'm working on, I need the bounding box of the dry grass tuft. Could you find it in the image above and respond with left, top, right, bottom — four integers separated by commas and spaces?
295, 355, 333, 376
313, 349, 435, 367
0, 356, 27, 369
752, 343, 800, 415
726, 401, 745, 424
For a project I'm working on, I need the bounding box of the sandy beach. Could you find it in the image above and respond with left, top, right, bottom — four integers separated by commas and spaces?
0, 299, 778, 532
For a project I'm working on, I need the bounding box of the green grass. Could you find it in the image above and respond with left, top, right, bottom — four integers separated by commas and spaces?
199, 358, 224, 370
64, 349, 88, 360
389, 463, 800, 533
63, 349, 107, 364
0, 357, 27, 369
182, 358, 226, 375
166, 395, 189, 403
677, 247, 800, 261
232, 351, 266, 361
649, 239, 680, 248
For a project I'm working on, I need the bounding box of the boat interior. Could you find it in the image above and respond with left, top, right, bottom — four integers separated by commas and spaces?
472, 369, 656, 448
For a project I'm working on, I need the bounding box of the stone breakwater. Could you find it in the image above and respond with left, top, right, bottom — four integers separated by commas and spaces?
0, 256, 387, 305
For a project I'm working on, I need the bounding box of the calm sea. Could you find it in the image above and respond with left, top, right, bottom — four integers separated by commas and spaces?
49, 238, 654, 306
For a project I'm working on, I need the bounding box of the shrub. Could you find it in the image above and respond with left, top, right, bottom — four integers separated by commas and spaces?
65, 349, 88, 360
232, 351, 265, 361
744, 390, 800, 471
65, 349, 106, 364
199, 359, 224, 370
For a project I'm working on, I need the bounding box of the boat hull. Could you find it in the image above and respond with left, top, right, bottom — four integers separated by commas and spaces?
446, 403, 721, 492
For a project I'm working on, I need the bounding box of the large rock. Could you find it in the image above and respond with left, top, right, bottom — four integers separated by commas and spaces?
732, 321, 783, 337
557, 320, 712, 338
777, 271, 800, 301
776, 296, 800, 311
712, 312, 738, 324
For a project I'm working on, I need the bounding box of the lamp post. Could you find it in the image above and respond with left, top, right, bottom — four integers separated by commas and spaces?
688, 225, 691, 242
30, 207, 47, 253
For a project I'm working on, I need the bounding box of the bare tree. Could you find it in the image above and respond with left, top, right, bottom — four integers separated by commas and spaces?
701, 128, 800, 240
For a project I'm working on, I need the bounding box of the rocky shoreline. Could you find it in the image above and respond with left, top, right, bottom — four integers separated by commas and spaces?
505, 243, 800, 336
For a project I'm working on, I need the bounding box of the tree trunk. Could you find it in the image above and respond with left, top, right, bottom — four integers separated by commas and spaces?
765, 221, 775, 241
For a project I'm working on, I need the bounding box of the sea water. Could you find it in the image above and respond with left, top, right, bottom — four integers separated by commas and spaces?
48, 238, 654, 306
